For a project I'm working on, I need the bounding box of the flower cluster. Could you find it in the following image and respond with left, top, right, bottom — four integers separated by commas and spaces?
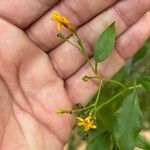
51, 11, 75, 32
76, 112, 97, 132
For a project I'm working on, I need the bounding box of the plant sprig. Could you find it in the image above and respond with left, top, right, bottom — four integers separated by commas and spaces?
50, 11, 150, 150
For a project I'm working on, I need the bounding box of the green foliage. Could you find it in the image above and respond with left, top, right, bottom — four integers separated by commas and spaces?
87, 132, 110, 150
67, 134, 77, 150
87, 115, 107, 141
96, 104, 114, 131
67, 37, 150, 150
64, 20, 150, 150
93, 22, 116, 62
111, 66, 129, 90
132, 38, 150, 63
138, 76, 150, 90
113, 90, 143, 150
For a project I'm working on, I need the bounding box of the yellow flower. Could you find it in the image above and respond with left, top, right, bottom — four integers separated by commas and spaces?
51, 11, 74, 32
76, 112, 97, 132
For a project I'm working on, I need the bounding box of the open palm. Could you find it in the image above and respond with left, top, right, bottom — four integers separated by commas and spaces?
0, 0, 150, 149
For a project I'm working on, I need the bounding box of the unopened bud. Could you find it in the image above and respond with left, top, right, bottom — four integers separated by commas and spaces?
56, 109, 73, 114
57, 33, 65, 39
56, 109, 65, 114
82, 75, 90, 82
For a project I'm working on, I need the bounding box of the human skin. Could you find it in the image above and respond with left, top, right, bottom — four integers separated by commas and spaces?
0, 0, 150, 149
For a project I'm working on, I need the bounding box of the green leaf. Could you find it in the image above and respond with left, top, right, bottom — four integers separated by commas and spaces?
87, 132, 110, 150
138, 76, 150, 90
136, 135, 150, 149
97, 104, 114, 131
88, 116, 107, 141
93, 22, 116, 62
113, 91, 143, 150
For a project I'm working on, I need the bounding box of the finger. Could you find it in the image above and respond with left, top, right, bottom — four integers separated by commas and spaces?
26, 0, 118, 50
0, 0, 59, 28
0, 18, 73, 142
49, 0, 150, 79
65, 12, 150, 106
0, 78, 12, 143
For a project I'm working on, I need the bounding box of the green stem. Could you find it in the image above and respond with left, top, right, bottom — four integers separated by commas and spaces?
86, 57, 96, 74
97, 84, 142, 111
75, 32, 96, 74
94, 81, 103, 110
104, 79, 126, 89
98, 90, 125, 111
95, 62, 98, 75
82, 75, 126, 89
128, 84, 142, 90
59, 35, 80, 50
73, 104, 95, 113
66, 39, 80, 50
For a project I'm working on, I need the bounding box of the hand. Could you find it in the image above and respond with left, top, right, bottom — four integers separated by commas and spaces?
0, 0, 150, 149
